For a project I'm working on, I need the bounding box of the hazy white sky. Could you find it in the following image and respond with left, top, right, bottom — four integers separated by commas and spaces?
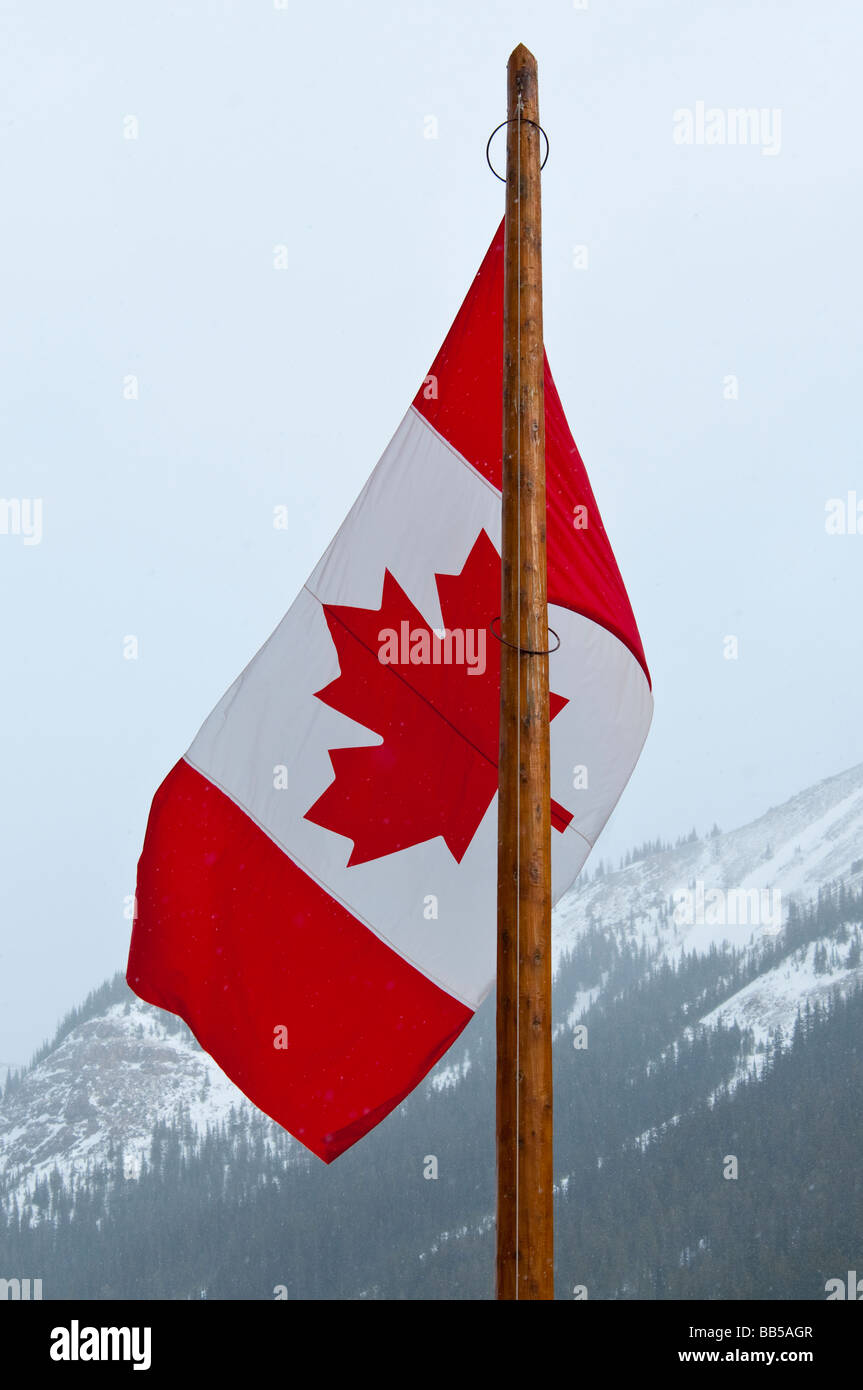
2, 0, 861, 1064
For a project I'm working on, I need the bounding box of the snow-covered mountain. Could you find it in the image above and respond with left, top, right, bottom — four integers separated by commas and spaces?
0, 994, 288, 1205
2, 760, 862, 1209
555, 759, 863, 965
552, 759, 863, 1054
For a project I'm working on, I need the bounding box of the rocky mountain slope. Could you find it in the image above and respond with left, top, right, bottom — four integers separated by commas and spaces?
2, 760, 862, 1212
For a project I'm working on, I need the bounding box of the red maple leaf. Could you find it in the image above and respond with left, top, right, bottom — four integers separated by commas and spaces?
305, 529, 572, 865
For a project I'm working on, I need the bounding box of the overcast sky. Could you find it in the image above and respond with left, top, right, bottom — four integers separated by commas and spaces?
1, 0, 861, 1065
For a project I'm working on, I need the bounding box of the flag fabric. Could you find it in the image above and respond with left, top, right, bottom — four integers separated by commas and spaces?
127, 219, 652, 1162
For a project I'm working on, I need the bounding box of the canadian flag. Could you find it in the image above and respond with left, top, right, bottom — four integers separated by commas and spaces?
127, 220, 652, 1162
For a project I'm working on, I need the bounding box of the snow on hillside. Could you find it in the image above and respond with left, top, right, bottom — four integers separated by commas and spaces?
699, 932, 863, 1061
548, 762, 863, 1147
0, 999, 294, 1204
552, 761, 863, 967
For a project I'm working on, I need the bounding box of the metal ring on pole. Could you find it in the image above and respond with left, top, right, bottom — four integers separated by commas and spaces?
489, 616, 560, 655
485, 117, 549, 181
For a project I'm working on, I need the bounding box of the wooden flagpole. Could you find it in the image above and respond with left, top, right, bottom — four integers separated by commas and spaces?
495, 43, 554, 1301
